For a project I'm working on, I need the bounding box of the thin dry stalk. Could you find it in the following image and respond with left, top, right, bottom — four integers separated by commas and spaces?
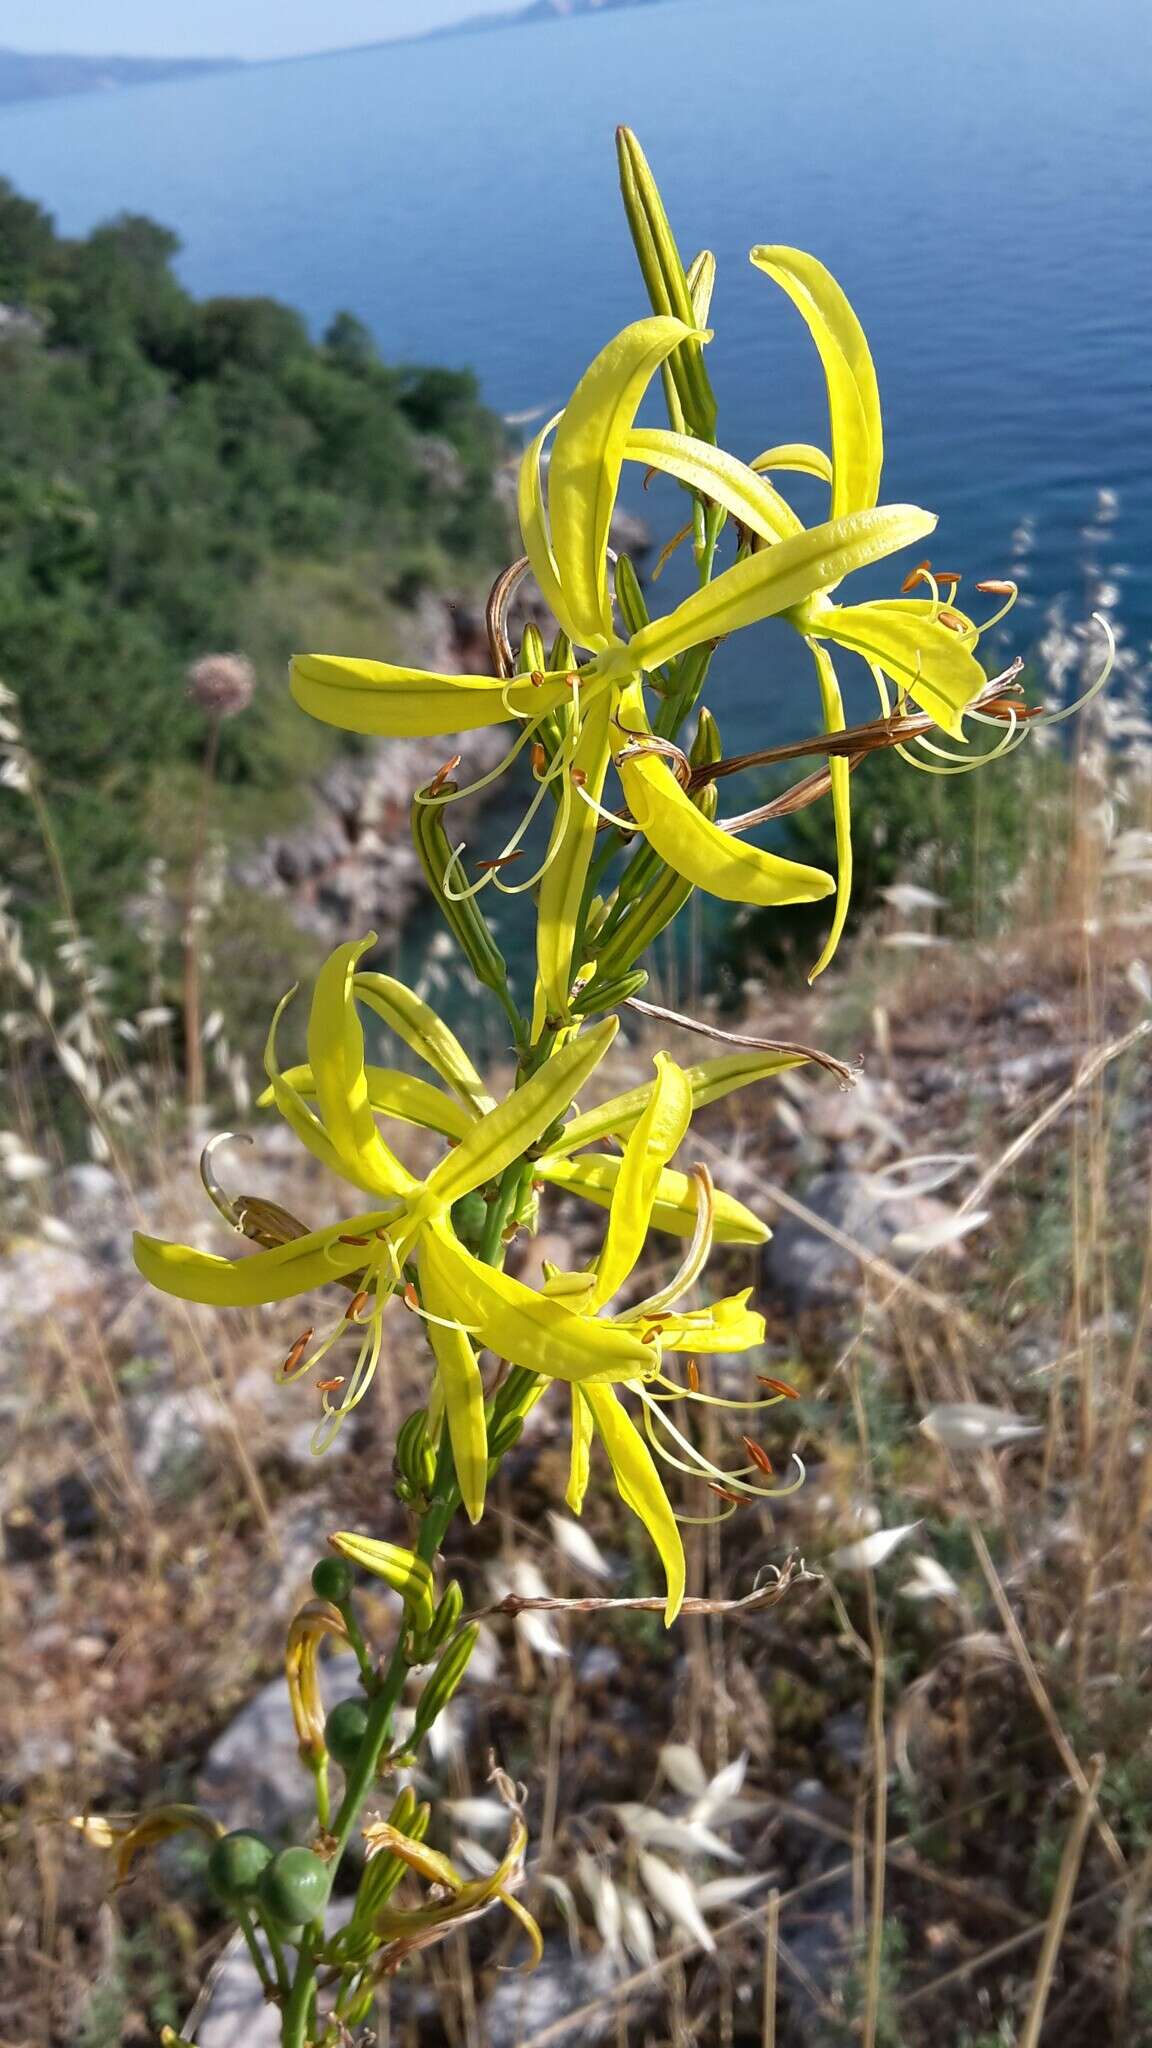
1016, 1754, 1105, 2048
761, 1889, 780, 2048
969, 1525, 1124, 1872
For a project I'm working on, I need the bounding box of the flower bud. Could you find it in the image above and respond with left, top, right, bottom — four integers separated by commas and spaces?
412, 1624, 480, 1744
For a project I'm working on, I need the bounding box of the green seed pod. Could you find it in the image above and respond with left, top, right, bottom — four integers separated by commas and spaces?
324, 1697, 370, 1771
486, 1410, 526, 1459
257, 1847, 332, 1929
206, 1830, 273, 1909
411, 785, 511, 1000
310, 1557, 353, 1607
412, 1625, 480, 1744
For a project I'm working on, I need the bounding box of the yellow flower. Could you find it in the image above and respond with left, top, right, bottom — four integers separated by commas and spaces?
71, 1806, 223, 1887
289, 310, 953, 1028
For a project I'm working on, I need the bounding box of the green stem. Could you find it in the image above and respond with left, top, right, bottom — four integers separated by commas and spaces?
236, 1909, 277, 1998
281, 1930, 316, 2048
336, 1598, 378, 1692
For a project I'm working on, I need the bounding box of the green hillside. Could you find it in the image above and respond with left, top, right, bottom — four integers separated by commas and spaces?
0, 180, 506, 1010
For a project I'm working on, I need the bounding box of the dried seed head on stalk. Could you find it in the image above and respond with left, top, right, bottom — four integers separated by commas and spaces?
185, 652, 256, 719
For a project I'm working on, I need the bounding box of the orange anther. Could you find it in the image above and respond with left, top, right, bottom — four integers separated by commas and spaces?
476, 851, 525, 872
686, 1360, 700, 1393
975, 579, 1015, 595
403, 1282, 421, 1311
316, 1376, 345, 1394
280, 1329, 313, 1375
531, 742, 547, 775
708, 1483, 746, 1505
428, 754, 462, 797
742, 1435, 775, 1476
338, 1233, 371, 1246
757, 1375, 801, 1399
345, 1290, 370, 1321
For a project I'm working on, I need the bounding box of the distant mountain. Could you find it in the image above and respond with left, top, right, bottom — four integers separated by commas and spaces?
420, 0, 675, 41
0, 46, 243, 108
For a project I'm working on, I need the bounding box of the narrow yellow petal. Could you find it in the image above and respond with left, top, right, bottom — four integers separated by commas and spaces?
532, 687, 612, 1034
260, 1064, 476, 1141
751, 442, 834, 485
607, 504, 936, 678
750, 247, 882, 518
419, 1246, 489, 1524
614, 686, 832, 908
308, 939, 416, 1198
517, 412, 578, 643
291, 655, 571, 738
806, 642, 853, 982
133, 1214, 393, 1307
566, 1385, 595, 1514
423, 1015, 618, 1211
654, 1293, 767, 1353
812, 600, 983, 738
263, 987, 353, 1185
594, 1054, 692, 1306
549, 315, 703, 649
537, 1155, 767, 1245
549, 1049, 813, 1156
582, 1383, 685, 1623
420, 1220, 652, 1385
354, 974, 495, 1112
626, 428, 802, 541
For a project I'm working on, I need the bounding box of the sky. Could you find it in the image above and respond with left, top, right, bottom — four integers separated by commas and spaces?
7, 2, 504, 61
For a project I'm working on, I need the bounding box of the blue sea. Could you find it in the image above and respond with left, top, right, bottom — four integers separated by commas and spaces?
2, 0, 1150, 750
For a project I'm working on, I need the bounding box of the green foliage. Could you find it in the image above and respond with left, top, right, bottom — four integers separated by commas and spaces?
717, 715, 1065, 979
0, 179, 505, 1005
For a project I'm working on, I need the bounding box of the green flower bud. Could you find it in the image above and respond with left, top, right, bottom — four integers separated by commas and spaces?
518, 622, 547, 674
613, 553, 650, 640
420, 1580, 464, 1657
412, 1624, 480, 1744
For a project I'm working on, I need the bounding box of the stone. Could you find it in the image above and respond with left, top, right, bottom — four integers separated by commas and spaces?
483, 1934, 624, 2046
0, 1237, 98, 1333
760, 1172, 965, 1311
197, 1650, 361, 1836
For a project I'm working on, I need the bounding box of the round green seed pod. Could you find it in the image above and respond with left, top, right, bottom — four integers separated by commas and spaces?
324, 1696, 370, 1770
257, 1847, 332, 1928
207, 1830, 274, 1908
450, 1190, 489, 1247
310, 1557, 354, 1605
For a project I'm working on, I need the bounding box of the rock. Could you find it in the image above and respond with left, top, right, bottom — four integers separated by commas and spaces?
197, 1650, 361, 1836
760, 1172, 965, 1311
55, 1164, 132, 1265
131, 1387, 224, 1491
483, 1934, 624, 2046
0, 1237, 99, 1334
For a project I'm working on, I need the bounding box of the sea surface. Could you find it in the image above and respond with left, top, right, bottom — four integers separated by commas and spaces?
2, 0, 1151, 752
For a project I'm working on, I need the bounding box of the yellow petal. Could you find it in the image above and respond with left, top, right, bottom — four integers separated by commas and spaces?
751, 442, 834, 485
582, 1383, 685, 1623
418, 1245, 488, 1525
517, 412, 578, 643
614, 686, 832, 907
420, 1219, 652, 1385
566, 1385, 595, 1514
263, 987, 354, 1185
354, 973, 495, 1112
750, 247, 882, 519
307, 939, 416, 1198
133, 1213, 392, 1307
549, 1048, 813, 1156
423, 1015, 618, 1212
812, 600, 983, 738
652, 1292, 767, 1353
537, 1155, 767, 1245
327, 1533, 436, 1633
549, 315, 703, 649
532, 687, 612, 1035
626, 428, 802, 541
805, 642, 853, 982
608, 504, 936, 678
594, 1054, 692, 1307
291, 654, 571, 738
260, 1064, 476, 1141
